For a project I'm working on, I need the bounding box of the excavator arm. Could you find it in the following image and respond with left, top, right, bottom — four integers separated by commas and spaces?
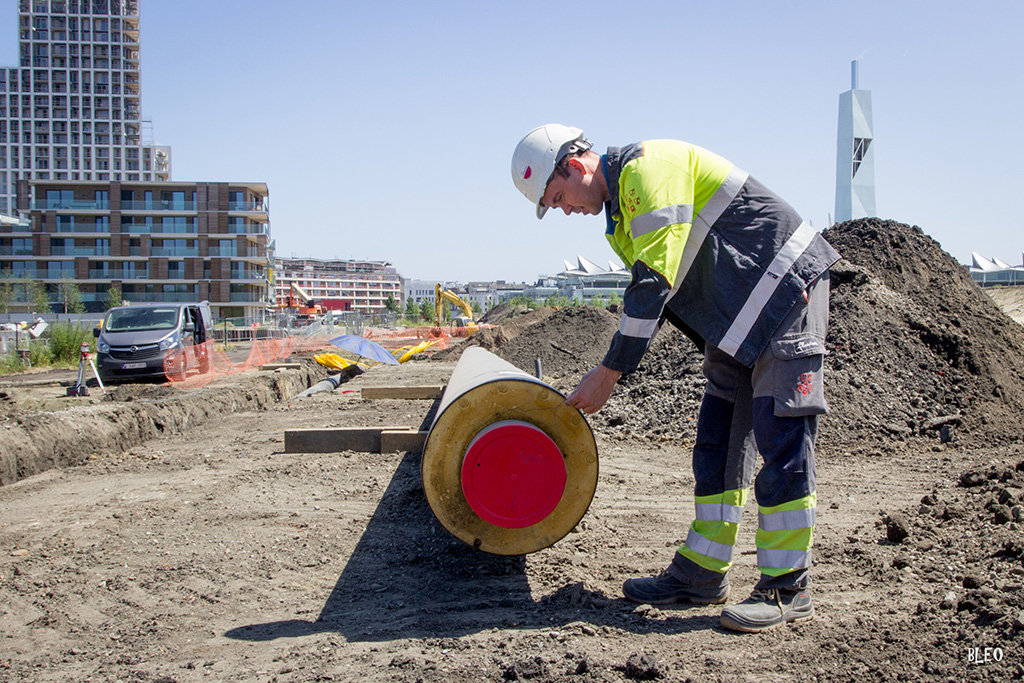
434, 283, 475, 326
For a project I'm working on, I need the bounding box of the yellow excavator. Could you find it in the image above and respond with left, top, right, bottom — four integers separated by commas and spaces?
434, 283, 478, 334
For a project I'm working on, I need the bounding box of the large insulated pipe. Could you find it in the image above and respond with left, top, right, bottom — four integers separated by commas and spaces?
421, 347, 598, 555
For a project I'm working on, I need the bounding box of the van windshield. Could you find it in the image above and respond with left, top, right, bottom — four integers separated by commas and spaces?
105, 307, 179, 332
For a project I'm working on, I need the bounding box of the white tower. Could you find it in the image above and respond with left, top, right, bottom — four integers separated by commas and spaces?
834, 60, 875, 222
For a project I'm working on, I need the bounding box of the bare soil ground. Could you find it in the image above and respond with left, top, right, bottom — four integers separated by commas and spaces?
1, 219, 1024, 682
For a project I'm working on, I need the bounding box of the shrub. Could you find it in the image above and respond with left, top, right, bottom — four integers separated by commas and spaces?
30, 339, 53, 366
0, 351, 25, 374
46, 322, 93, 365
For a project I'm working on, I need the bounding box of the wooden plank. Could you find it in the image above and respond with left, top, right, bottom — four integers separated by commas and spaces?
380, 430, 429, 453
283, 426, 409, 453
260, 362, 301, 370
360, 385, 444, 400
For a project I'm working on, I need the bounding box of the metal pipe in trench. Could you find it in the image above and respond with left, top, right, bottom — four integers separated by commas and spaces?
421, 347, 598, 555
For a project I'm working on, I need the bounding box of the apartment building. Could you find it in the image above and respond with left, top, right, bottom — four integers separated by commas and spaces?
274, 257, 400, 314
0, 0, 170, 215
1, 179, 272, 320
0, 1, 279, 320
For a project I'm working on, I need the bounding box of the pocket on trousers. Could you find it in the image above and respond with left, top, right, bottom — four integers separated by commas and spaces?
770, 334, 828, 417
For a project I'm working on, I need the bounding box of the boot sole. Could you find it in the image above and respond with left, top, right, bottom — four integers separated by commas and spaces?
623, 587, 730, 606
719, 608, 815, 633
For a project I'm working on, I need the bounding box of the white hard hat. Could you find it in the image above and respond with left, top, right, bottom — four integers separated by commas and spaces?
511, 124, 586, 219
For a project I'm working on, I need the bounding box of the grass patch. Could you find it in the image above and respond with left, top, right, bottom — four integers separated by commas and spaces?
45, 322, 94, 365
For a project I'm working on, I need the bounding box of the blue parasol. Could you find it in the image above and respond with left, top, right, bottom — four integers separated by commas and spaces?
327, 334, 400, 365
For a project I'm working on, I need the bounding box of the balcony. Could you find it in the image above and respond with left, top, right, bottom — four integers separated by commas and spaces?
2, 269, 38, 279
0, 218, 32, 233
0, 247, 34, 256
207, 247, 237, 257
35, 199, 110, 210
123, 223, 197, 235
227, 223, 268, 235
230, 270, 264, 281
89, 268, 148, 279
229, 292, 265, 303
150, 247, 198, 258
228, 201, 268, 213
118, 292, 197, 303
56, 223, 109, 233
50, 246, 111, 256
119, 200, 196, 211
45, 269, 75, 279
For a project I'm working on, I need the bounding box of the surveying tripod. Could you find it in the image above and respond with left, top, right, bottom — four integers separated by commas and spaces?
67, 342, 105, 397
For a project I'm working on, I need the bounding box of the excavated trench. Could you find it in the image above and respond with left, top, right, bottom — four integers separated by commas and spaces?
0, 362, 328, 486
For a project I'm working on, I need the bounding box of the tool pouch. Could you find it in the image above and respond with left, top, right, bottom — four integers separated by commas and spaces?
768, 333, 828, 417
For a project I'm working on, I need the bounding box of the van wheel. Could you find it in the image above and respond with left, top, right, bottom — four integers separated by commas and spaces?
169, 358, 187, 382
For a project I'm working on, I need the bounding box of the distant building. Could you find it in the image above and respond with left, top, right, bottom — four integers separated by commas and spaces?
1, 179, 272, 319
0, 0, 172, 215
969, 252, 1024, 286
399, 255, 631, 317
276, 257, 400, 313
554, 255, 629, 301
402, 278, 438, 308
835, 60, 876, 223
401, 279, 527, 313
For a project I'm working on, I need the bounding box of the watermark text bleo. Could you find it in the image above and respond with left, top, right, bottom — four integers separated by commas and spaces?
966, 646, 1003, 665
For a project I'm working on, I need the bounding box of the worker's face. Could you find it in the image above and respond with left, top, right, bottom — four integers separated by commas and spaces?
540, 158, 603, 217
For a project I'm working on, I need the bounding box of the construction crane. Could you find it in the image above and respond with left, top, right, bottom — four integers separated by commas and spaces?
284, 282, 323, 318
435, 283, 477, 331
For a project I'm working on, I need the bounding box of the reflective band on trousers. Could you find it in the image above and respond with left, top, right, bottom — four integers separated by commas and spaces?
618, 314, 659, 339
630, 204, 694, 239
695, 502, 744, 525
671, 166, 749, 289
758, 547, 812, 570
759, 507, 815, 532
685, 528, 735, 563
717, 221, 818, 357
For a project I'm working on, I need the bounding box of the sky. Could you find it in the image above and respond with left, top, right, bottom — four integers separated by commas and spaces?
4, 0, 1023, 282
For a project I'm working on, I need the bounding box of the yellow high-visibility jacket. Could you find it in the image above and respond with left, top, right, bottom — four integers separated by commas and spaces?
601, 140, 840, 371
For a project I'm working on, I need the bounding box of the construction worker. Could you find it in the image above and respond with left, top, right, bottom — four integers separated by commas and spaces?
511, 124, 840, 633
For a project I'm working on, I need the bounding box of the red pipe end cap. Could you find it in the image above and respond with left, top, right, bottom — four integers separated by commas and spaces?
461, 421, 566, 529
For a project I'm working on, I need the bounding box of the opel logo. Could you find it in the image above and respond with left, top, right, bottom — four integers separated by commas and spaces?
130, 346, 138, 353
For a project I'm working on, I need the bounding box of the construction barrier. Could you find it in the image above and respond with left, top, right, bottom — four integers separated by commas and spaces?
162, 324, 480, 388
361, 323, 493, 350
362, 326, 453, 351
163, 334, 332, 388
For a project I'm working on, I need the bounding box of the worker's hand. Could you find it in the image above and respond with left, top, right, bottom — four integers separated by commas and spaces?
565, 364, 622, 415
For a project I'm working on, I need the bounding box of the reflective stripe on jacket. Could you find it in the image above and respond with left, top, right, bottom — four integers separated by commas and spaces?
601, 140, 840, 371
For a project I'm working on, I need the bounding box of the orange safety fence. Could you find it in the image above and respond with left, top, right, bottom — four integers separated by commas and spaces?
163, 334, 335, 389
361, 323, 493, 349
362, 326, 453, 351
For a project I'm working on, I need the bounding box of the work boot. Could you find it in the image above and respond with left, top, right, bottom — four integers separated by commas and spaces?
622, 569, 729, 605
719, 587, 814, 632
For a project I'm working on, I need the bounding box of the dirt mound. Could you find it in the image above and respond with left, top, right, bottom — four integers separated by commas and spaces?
496, 306, 620, 380
823, 218, 1024, 449
477, 302, 529, 325
559, 218, 1024, 451
598, 327, 705, 441
430, 307, 559, 362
